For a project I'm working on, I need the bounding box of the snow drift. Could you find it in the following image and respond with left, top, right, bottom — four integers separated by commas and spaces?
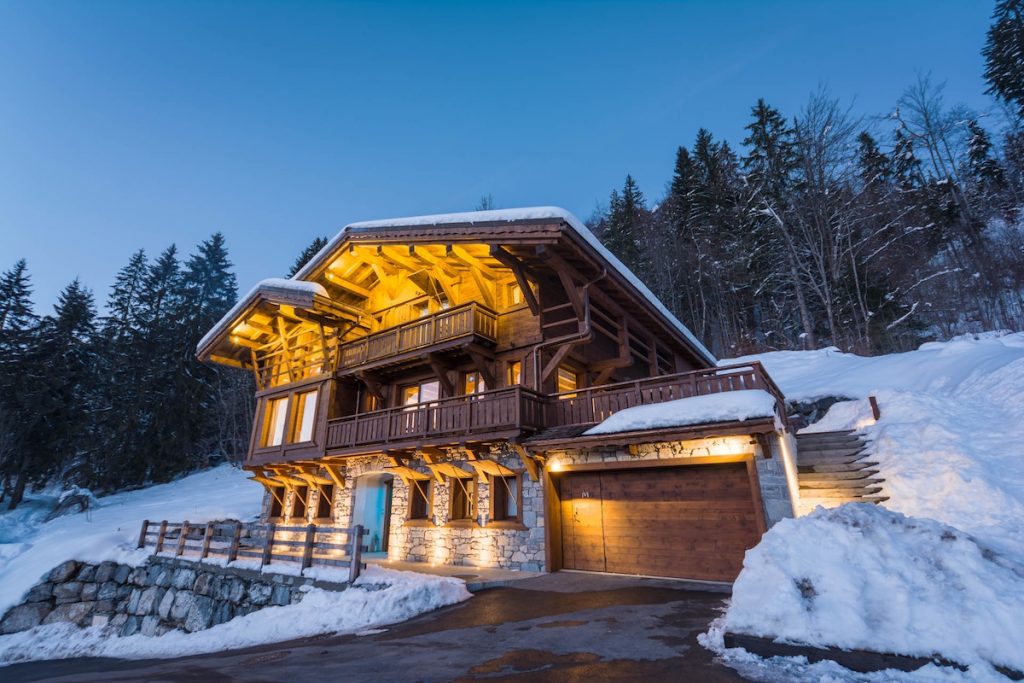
583, 389, 777, 435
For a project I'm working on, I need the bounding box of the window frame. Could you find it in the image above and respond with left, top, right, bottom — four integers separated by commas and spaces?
447, 474, 477, 526
507, 360, 522, 386
556, 366, 579, 398
406, 478, 433, 525
267, 484, 286, 521
488, 472, 525, 528
314, 484, 335, 522
291, 389, 319, 444
290, 485, 310, 521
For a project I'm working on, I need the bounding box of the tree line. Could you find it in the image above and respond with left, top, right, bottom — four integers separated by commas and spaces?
590, 1, 1024, 356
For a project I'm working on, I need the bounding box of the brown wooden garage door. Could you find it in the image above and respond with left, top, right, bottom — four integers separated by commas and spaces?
558, 463, 763, 581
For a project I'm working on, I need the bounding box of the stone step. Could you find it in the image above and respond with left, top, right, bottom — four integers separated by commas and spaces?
799, 477, 884, 490
798, 461, 879, 473
799, 469, 880, 482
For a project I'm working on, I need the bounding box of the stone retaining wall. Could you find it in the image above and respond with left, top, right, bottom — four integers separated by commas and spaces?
0, 556, 348, 637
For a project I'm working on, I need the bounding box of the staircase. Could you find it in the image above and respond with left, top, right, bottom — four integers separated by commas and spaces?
796, 430, 888, 515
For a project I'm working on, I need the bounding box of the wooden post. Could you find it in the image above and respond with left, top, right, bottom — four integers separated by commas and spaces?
261, 522, 276, 567
201, 521, 214, 559
348, 524, 364, 583
155, 520, 169, 553
227, 521, 242, 563
301, 523, 316, 571
137, 520, 150, 549
175, 520, 190, 556
869, 395, 881, 421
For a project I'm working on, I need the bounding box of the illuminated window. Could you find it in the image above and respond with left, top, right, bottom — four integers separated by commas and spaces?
556, 367, 578, 398
507, 361, 522, 386
449, 475, 475, 522
409, 480, 431, 520
490, 474, 520, 522
402, 380, 440, 406
292, 486, 309, 520
263, 397, 288, 446
464, 371, 487, 395
315, 484, 334, 520
293, 390, 319, 442
268, 486, 285, 519
508, 282, 522, 306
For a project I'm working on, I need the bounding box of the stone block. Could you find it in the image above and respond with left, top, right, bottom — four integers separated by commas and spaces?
81, 582, 99, 601
120, 616, 141, 637
126, 588, 142, 614
193, 572, 214, 596
140, 615, 161, 636
170, 591, 194, 621
91, 614, 110, 628
113, 564, 132, 584
1, 603, 51, 634
52, 581, 83, 603
116, 584, 133, 599
184, 595, 215, 632
135, 586, 165, 616
76, 564, 97, 582
270, 585, 290, 606
211, 601, 234, 626
23, 582, 53, 602
94, 561, 118, 583
129, 568, 148, 587
172, 568, 197, 590
247, 583, 272, 606
158, 588, 177, 619
43, 601, 94, 627
48, 560, 79, 583
109, 613, 128, 629
94, 599, 115, 614
97, 581, 120, 601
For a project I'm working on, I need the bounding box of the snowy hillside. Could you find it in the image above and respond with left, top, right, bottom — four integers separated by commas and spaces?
712, 332, 1024, 680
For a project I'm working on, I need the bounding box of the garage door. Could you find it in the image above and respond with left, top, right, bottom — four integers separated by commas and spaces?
558, 464, 763, 581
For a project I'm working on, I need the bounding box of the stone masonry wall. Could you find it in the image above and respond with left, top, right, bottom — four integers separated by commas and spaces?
0, 556, 347, 637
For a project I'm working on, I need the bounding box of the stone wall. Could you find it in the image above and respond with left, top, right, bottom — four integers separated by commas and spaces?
0, 556, 347, 637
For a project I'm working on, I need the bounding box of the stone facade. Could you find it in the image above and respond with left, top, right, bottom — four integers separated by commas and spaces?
0, 556, 348, 637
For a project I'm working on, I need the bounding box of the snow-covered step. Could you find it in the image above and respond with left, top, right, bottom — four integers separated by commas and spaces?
800, 494, 889, 507
800, 486, 884, 498
799, 469, 880, 482
795, 433, 861, 446
797, 446, 867, 459
799, 477, 884, 490
799, 461, 879, 473
795, 429, 886, 513
798, 454, 871, 467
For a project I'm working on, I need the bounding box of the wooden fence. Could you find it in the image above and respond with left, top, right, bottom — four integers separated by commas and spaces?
137, 520, 366, 582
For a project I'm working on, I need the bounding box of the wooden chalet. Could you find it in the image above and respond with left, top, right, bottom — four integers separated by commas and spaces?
198, 207, 799, 582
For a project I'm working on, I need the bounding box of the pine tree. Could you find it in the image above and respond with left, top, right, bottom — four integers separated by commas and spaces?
892, 128, 925, 189
287, 236, 329, 277
965, 119, 1006, 195
856, 132, 892, 187
601, 175, 646, 271
104, 249, 148, 341
742, 99, 796, 203
0, 260, 37, 506
983, 0, 1024, 117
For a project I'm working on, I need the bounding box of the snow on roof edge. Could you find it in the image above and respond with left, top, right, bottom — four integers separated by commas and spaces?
291, 206, 717, 365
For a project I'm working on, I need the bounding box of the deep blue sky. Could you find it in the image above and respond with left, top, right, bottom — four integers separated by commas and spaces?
0, 1, 997, 310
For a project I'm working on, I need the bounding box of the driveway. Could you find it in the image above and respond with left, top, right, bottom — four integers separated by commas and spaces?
5, 572, 746, 682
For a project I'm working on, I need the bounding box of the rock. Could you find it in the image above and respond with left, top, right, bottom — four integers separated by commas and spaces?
43, 601, 94, 627
135, 586, 164, 616
53, 581, 83, 603
126, 588, 142, 614
270, 585, 290, 606
129, 568, 148, 587
113, 564, 132, 584
149, 566, 172, 588
91, 614, 110, 628
184, 595, 215, 632
116, 584, 133, 599
140, 615, 161, 636
171, 568, 197, 590
193, 573, 214, 596
81, 582, 100, 601
158, 589, 177, 619
76, 564, 97, 582
211, 601, 234, 626
170, 591, 195, 621
109, 613, 128, 629
48, 560, 79, 583
23, 582, 53, 602
120, 616, 141, 637
510, 551, 527, 563
94, 561, 118, 583
247, 583, 272, 606
1, 603, 51, 634
94, 599, 115, 614
97, 581, 120, 601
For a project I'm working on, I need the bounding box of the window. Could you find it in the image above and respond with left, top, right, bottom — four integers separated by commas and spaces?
508, 282, 523, 306
403, 380, 440, 406
315, 484, 335, 520
291, 486, 309, 520
507, 360, 522, 386
292, 390, 319, 443
408, 479, 431, 520
449, 475, 475, 522
490, 474, 520, 522
263, 397, 288, 446
464, 371, 487, 395
268, 486, 285, 519
556, 366, 579, 398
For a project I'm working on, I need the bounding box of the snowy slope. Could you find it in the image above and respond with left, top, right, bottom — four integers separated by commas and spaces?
710, 332, 1024, 679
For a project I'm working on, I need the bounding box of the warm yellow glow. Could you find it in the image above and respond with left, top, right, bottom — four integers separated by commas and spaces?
547, 459, 564, 473
776, 433, 801, 517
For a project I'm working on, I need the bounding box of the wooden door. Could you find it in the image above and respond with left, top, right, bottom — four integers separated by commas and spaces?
558, 464, 762, 581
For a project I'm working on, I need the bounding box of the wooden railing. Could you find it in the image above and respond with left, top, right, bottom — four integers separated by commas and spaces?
546, 362, 788, 429
339, 302, 497, 369
138, 520, 366, 582
326, 386, 547, 450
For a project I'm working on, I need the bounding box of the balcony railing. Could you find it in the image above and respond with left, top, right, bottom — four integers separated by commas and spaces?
323, 362, 787, 453
325, 386, 548, 450
338, 302, 497, 370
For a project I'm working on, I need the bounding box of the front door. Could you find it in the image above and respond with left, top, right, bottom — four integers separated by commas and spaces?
352, 473, 395, 555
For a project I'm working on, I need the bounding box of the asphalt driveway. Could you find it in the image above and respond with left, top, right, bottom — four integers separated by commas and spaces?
5, 572, 746, 682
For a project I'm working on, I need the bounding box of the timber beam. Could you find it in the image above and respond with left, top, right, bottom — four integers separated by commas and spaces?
489, 245, 540, 315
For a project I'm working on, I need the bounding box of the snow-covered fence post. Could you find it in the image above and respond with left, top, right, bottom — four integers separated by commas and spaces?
227, 522, 242, 563
176, 521, 190, 556
155, 520, 169, 553
137, 520, 150, 549
201, 522, 214, 559
301, 523, 316, 570
348, 524, 364, 583
261, 523, 276, 567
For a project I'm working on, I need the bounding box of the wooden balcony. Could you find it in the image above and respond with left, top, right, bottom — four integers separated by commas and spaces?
323, 363, 786, 456
337, 302, 497, 372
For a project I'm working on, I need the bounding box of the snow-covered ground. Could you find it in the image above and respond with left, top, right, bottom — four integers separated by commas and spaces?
708, 332, 1024, 681
584, 389, 777, 435
0, 465, 470, 665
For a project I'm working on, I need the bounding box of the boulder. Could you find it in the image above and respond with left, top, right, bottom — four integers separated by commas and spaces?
76, 564, 97, 582
1, 603, 52, 634
94, 561, 118, 583
170, 591, 195, 621
43, 601, 94, 627
23, 582, 53, 602
135, 586, 164, 616
112, 564, 132, 584
184, 595, 215, 632
48, 560, 79, 583
97, 581, 120, 601
53, 581, 83, 603
80, 582, 100, 601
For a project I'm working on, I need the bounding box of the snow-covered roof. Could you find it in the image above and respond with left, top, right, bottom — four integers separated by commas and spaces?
583, 389, 778, 436
291, 206, 716, 365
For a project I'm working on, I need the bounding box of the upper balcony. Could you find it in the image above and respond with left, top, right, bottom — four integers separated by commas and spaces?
337, 302, 498, 374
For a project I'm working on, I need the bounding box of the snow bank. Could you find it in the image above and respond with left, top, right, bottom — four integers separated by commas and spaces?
0, 565, 470, 664
0, 465, 260, 616
718, 505, 1024, 674
583, 389, 776, 435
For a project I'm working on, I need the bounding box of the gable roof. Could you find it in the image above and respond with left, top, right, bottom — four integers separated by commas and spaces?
199, 206, 716, 367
